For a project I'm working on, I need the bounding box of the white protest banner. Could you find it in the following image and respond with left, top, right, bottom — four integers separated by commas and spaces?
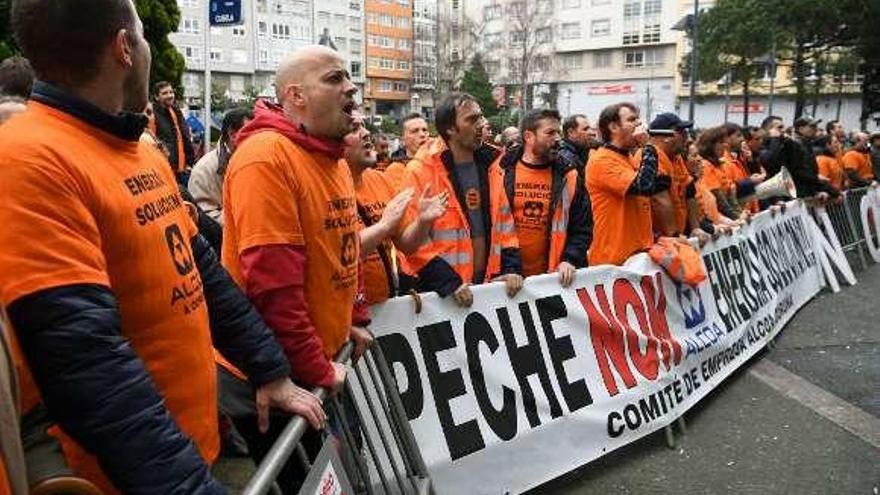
366, 201, 827, 495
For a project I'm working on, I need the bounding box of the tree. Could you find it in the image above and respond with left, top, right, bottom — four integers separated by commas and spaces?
459, 55, 498, 119
506, 0, 554, 111
847, 0, 880, 128
136, 0, 186, 95
0, 0, 14, 60
691, 0, 775, 126
436, 10, 482, 93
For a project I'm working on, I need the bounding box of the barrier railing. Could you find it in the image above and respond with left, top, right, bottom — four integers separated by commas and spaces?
242, 343, 432, 495
807, 186, 875, 271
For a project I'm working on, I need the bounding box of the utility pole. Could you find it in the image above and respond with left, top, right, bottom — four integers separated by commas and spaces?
768, 40, 777, 116
688, 0, 699, 122
203, 0, 212, 153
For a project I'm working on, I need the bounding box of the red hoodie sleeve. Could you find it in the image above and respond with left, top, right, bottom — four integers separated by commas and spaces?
352, 258, 370, 327
240, 244, 336, 389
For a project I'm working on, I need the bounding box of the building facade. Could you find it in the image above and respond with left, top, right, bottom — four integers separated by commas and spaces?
412, 0, 438, 117
169, 0, 366, 113
364, 0, 414, 118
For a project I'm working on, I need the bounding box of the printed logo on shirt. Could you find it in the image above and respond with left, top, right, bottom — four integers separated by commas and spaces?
465, 188, 481, 210
165, 223, 194, 276
523, 200, 545, 220
340, 232, 358, 267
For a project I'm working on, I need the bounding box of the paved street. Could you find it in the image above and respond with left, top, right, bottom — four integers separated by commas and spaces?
217, 264, 880, 495
531, 264, 880, 495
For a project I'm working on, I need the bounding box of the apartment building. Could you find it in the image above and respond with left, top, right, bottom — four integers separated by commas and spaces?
412, 0, 438, 117
364, 0, 414, 118
170, 0, 366, 110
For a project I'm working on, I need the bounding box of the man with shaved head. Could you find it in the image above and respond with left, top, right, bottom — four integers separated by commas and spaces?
222, 45, 374, 491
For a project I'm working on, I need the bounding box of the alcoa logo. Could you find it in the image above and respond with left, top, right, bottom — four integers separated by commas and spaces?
676, 283, 706, 329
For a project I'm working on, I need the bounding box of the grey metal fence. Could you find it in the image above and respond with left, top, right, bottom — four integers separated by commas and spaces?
241, 343, 432, 495
808, 187, 874, 271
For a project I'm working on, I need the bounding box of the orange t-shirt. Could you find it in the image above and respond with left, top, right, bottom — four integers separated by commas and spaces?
817, 155, 845, 190
585, 147, 653, 266
701, 159, 734, 195
0, 102, 217, 494
355, 168, 410, 305
842, 150, 874, 181
512, 162, 553, 276
384, 160, 408, 192
696, 177, 724, 223
223, 132, 358, 359
638, 146, 692, 235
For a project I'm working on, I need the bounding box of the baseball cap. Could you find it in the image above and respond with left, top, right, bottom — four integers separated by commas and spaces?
649, 113, 694, 136
793, 115, 822, 128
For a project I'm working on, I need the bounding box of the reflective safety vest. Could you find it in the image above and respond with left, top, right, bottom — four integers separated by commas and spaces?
496, 159, 581, 273
649, 237, 706, 286
403, 144, 518, 283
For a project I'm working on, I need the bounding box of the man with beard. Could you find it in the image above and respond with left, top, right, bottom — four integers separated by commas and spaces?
643, 113, 696, 237
384, 113, 430, 190
494, 109, 592, 285
586, 102, 661, 266
153, 80, 195, 184
372, 132, 392, 170
343, 114, 448, 305
559, 113, 599, 176
401, 92, 521, 307
0, 1, 325, 493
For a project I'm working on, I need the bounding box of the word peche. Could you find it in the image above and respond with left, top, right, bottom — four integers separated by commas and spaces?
379, 295, 592, 461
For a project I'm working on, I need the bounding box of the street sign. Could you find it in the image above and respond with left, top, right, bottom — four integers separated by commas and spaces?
209, 0, 242, 26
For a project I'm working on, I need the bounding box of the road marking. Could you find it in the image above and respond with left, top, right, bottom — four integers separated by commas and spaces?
749, 359, 880, 450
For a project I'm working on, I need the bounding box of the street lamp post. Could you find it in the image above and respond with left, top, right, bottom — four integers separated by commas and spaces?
689, 0, 699, 123
203, 1, 212, 153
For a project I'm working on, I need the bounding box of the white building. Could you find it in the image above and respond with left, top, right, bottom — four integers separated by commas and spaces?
412, 0, 438, 117
169, 0, 365, 110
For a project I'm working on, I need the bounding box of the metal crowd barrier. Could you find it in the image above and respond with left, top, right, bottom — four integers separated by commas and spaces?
242, 342, 433, 495
807, 186, 874, 271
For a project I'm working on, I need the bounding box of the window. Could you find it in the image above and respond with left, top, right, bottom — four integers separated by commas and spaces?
182, 0, 198, 7
351, 61, 362, 78
317, 11, 330, 20
624, 50, 644, 68
536, 27, 552, 44
334, 13, 346, 23
624, 0, 641, 19
367, 12, 378, 24
562, 0, 580, 8
509, 58, 523, 75
350, 38, 363, 52
398, 38, 411, 50
350, 1, 361, 10
642, 24, 660, 43
485, 60, 500, 76
591, 19, 610, 37
259, 49, 269, 64
393, 82, 408, 92
181, 18, 200, 34
271, 23, 290, 40
232, 49, 248, 64
258, 21, 267, 37
398, 60, 410, 70
379, 80, 393, 92
562, 53, 582, 70
643, 0, 662, 16
645, 48, 664, 66
181, 46, 202, 64
507, 1, 524, 18
397, 0, 409, 5
510, 30, 525, 45
380, 58, 394, 69
622, 30, 639, 45
485, 32, 502, 48
483, 4, 501, 21
593, 51, 612, 68
533, 56, 550, 72
209, 48, 223, 62
561, 22, 581, 40
379, 13, 393, 26
394, 16, 411, 29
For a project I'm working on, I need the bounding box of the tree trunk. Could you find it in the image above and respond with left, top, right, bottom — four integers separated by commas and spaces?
742, 74, 751, 127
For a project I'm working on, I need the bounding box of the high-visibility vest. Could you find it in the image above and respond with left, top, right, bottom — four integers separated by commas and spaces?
403, 146, 518, 282
495, 159, 580, 273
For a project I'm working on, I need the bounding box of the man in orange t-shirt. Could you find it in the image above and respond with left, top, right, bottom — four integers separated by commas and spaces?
495, 109, 592, 285
586, 103, 660, 266
643, 113, 695, 237
343, 116, 447, 305
843, 132, 875, 186
0, 2, 323, 493
384, 113, 430, 190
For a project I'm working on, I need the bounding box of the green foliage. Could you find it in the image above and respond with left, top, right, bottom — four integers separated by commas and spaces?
136, 0, 185, 95
488, 107, 520, 135
379, 116, 400, 136
693, 0, 774, 86
0, 0, 14, 60
459, 55, 499, 119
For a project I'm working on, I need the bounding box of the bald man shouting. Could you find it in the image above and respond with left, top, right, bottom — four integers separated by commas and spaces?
221, 46, 371, 491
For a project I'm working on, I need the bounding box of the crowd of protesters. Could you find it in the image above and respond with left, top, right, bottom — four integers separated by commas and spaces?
1, 0, 880, 494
